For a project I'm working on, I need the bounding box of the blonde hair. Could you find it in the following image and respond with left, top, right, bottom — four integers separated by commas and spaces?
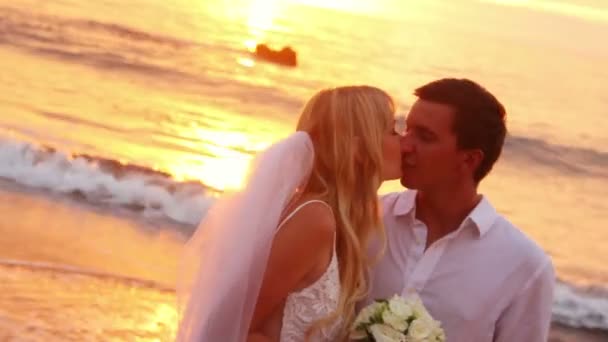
296, 85, 394, 340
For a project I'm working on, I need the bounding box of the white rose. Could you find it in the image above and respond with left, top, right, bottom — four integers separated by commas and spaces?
430, 324, 446, 342
388, 295, 413, 318
369, 324, 407, 342
353, 301, 387, 327
382, 310, 409, 332
434, 331, 446, 342
413, 303, 433, 320
404, 294, 432, 320
407, 318, 434, 341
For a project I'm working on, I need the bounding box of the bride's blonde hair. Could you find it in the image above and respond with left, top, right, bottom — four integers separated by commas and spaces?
296, 85, 395, 340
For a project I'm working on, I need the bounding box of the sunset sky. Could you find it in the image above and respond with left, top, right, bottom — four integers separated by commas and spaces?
286, 0, 608, 22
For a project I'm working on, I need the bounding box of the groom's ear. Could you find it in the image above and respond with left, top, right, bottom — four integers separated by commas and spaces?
462, 149, 484, 177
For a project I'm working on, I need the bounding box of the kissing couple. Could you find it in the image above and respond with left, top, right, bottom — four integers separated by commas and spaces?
177, 78, 555, 342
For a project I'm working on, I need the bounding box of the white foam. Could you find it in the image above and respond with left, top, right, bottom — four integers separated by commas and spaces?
0, 138, 214, 225
553, 281, 608, 330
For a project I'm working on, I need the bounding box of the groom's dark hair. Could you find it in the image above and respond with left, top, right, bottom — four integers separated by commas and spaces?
414, 78, 507, 182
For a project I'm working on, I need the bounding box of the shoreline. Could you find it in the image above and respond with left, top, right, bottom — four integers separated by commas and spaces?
1, 183, 607, 341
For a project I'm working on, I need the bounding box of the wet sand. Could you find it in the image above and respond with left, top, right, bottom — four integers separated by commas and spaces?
1, 183, 606, 341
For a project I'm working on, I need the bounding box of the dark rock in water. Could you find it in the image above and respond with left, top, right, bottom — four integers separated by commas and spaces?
254, 44, 297, 67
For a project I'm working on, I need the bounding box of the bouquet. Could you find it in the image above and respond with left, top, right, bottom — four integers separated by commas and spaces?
350, 293, 445, 342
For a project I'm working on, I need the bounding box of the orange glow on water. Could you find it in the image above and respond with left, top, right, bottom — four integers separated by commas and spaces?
166, 129, 255, 191
237, 57, 256, 67
160, 120, 283, 192
481, 0, 608, 23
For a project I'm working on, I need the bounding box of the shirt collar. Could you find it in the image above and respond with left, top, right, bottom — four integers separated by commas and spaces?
393, 190, 417, 217
392, 190, 498, 237
466, 196, 498, 237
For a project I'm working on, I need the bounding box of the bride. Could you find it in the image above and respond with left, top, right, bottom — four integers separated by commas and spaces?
176, 85, 402, 341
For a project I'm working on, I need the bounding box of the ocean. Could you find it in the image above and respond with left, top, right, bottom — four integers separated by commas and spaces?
0, 0, 606, 340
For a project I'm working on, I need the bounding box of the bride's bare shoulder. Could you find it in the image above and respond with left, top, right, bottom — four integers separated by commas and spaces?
255, 201, 335, 308
278, 200, 335, 246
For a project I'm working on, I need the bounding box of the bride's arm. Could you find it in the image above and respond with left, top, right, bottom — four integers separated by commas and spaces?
247, 332, 273, 342
249, 202, 336, 332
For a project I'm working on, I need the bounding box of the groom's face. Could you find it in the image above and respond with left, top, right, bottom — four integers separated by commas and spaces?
400, 99, 462, 190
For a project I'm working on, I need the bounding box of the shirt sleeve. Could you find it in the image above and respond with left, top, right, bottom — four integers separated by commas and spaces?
494, 259, 555, 342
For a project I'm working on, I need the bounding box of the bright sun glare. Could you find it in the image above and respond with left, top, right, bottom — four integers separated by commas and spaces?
192, 130, 257, 191
248, 0, 281, 31
237, 0, 283, 67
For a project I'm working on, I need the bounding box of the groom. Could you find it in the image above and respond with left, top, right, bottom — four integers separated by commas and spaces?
367, 78, 555, 341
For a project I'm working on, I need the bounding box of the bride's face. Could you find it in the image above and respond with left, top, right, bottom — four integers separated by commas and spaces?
381, 119, 403, 181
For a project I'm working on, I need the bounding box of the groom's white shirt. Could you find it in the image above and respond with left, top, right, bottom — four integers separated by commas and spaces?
366, 190, 555, 342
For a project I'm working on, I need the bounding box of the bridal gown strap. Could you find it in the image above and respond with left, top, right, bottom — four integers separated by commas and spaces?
275, 200, 342, 341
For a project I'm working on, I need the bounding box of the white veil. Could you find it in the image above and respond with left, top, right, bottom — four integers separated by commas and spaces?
176, 131, 314, 342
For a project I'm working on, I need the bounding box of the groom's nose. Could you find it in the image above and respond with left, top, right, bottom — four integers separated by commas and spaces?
400, 134, 415, 154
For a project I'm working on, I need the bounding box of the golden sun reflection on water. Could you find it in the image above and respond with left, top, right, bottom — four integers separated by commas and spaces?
247, 0, 281, 33
163, 124, 283, 192
143, 302, 179, 338
196, 155, 253, 191
242, 0, 284, 52
237, 56, 256, 68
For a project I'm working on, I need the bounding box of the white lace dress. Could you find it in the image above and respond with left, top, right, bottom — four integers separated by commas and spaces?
276, 200, 342, 342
